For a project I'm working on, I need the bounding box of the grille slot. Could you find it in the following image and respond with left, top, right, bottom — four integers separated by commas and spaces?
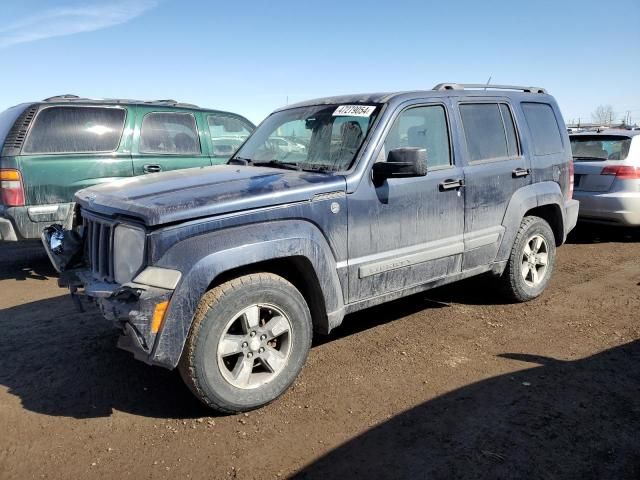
83, 214, 115, 282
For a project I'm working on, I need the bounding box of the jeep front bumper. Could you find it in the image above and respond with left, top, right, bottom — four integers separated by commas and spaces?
61, 270, 176, 366
43, 225, 179, 368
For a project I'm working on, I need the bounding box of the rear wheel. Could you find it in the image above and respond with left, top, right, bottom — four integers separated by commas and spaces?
179, 273, 312, 413
501, 216, 556, 302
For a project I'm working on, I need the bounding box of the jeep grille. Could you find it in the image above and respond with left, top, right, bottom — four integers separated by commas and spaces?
83, 214, 115, 282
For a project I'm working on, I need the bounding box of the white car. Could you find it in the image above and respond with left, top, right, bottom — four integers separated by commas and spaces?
571, 130, 640, 226
269, 136, 306, 153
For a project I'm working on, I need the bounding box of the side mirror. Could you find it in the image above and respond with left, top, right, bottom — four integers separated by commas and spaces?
372, 147, 427, 182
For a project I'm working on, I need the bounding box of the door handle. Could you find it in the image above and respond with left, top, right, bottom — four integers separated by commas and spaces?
439, 178, 464, 191
512, 167, 530, 178
143, 164, 162, 174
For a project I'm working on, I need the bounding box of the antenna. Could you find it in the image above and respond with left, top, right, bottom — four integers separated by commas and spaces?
485, 76, 492, 91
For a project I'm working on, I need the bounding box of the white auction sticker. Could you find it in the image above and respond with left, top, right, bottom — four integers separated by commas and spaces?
333, 105, 376, 117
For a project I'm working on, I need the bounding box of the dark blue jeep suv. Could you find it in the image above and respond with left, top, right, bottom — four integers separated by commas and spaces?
44, 83, 579, 412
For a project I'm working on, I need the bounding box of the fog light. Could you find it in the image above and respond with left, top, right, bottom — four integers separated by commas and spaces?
151, 301, 169, 334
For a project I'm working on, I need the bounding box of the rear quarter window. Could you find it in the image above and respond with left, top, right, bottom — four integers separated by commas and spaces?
0, 105, 30, 149
521, 103, 563, 155
23, 106, 126, 154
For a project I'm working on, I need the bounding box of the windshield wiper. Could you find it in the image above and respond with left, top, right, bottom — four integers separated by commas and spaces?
300, 163, 336, 173
253, 160, 301, 171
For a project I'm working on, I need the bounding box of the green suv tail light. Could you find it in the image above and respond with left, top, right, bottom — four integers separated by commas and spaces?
0, 169, 25, 206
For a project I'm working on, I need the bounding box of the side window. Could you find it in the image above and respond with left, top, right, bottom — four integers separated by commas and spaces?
207, 114, 253, 158
521, 103, 563, 155
500, 104, 520, 157
384, 105, 451, 168
23, 106, 125, 154
140, 112, 200, 155
460, 103, 520, 163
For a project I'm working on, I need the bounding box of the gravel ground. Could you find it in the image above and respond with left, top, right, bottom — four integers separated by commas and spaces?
0, 225, 639, 479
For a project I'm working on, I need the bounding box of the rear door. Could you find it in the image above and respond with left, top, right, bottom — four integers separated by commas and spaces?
17, 104, 134, 217
131, 107, 211, 175
455, 99, 531, 270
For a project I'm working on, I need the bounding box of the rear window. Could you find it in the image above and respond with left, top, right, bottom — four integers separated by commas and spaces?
522, 103, 563, 155
460, 103, 519, 163
23, 106, 126, 154
570, 135, 632, 161
140, 112, 200, 155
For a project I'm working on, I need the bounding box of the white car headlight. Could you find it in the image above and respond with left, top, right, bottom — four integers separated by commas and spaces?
113, 225, 146, 284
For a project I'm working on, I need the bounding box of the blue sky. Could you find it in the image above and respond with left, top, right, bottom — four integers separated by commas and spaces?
0, 0, 638, 125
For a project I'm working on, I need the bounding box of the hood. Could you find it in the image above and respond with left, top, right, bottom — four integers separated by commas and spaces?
75, 165, 346, 226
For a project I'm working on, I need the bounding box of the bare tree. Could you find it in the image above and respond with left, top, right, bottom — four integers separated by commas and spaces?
591, 105, 614, 126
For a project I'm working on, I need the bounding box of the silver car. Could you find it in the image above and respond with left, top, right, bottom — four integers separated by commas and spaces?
571, 130, 640, 226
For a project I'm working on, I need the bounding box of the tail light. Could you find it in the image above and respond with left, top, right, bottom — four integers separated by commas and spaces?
568, 159, 574, 199
0, 169, 26, 206
601, 165, 640, 180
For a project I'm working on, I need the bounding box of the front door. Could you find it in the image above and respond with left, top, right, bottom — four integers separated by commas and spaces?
347, 102, 465, 303
131, 107, 211, 176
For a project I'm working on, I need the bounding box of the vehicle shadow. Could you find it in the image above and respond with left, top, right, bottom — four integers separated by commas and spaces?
316, 276, 508, 347
567, 223, 640, 244
314, 295, 448, 346
0, 294, 208, 419
294, 341, 640, 480
0, 278, 507, 420
0, 241, 55, 281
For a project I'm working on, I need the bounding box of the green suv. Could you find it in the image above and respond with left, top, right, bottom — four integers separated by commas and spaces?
0, 95, 254, 241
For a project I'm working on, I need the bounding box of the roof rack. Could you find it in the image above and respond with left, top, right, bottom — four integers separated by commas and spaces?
42, 94, 83, 102
433, 83, 547, 94
146, 99, 200, 108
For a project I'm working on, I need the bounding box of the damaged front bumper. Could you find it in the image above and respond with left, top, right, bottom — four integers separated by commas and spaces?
60, 269, 176, 366
56, 266, 175, 365
43, 225, 178, 368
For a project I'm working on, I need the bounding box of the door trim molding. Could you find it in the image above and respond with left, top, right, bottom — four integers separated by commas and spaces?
354, 235, 464, 279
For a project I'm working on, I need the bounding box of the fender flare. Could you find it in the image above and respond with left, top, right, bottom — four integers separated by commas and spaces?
149, 220, 345, 368
496, 181, 565, 262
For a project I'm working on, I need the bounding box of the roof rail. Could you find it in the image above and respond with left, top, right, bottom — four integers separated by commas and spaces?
146, 99, 200, 108
42, 94, 82, 101
433, 83, 547, 94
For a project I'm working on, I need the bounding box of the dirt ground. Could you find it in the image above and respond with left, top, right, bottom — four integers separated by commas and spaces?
1, 225, 639, 480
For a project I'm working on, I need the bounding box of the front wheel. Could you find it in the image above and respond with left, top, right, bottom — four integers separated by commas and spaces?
179, 273, 313, 413
500, 216, 556, 302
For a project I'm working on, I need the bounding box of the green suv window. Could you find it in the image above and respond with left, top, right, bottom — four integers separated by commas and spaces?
23, 106, 126, 154
208, 114, 253, 158
140, 112, 200, 154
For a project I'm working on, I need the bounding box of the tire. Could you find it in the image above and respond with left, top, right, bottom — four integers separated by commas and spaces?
178, 273, 313, 413
500, 216, 556, 302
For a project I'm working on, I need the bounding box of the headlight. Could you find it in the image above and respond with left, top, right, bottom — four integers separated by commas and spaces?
113, 225, 146, 284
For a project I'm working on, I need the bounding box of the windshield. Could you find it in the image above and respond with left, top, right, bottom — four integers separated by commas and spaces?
231, 104, 381, 172
570, 135, 632, 161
